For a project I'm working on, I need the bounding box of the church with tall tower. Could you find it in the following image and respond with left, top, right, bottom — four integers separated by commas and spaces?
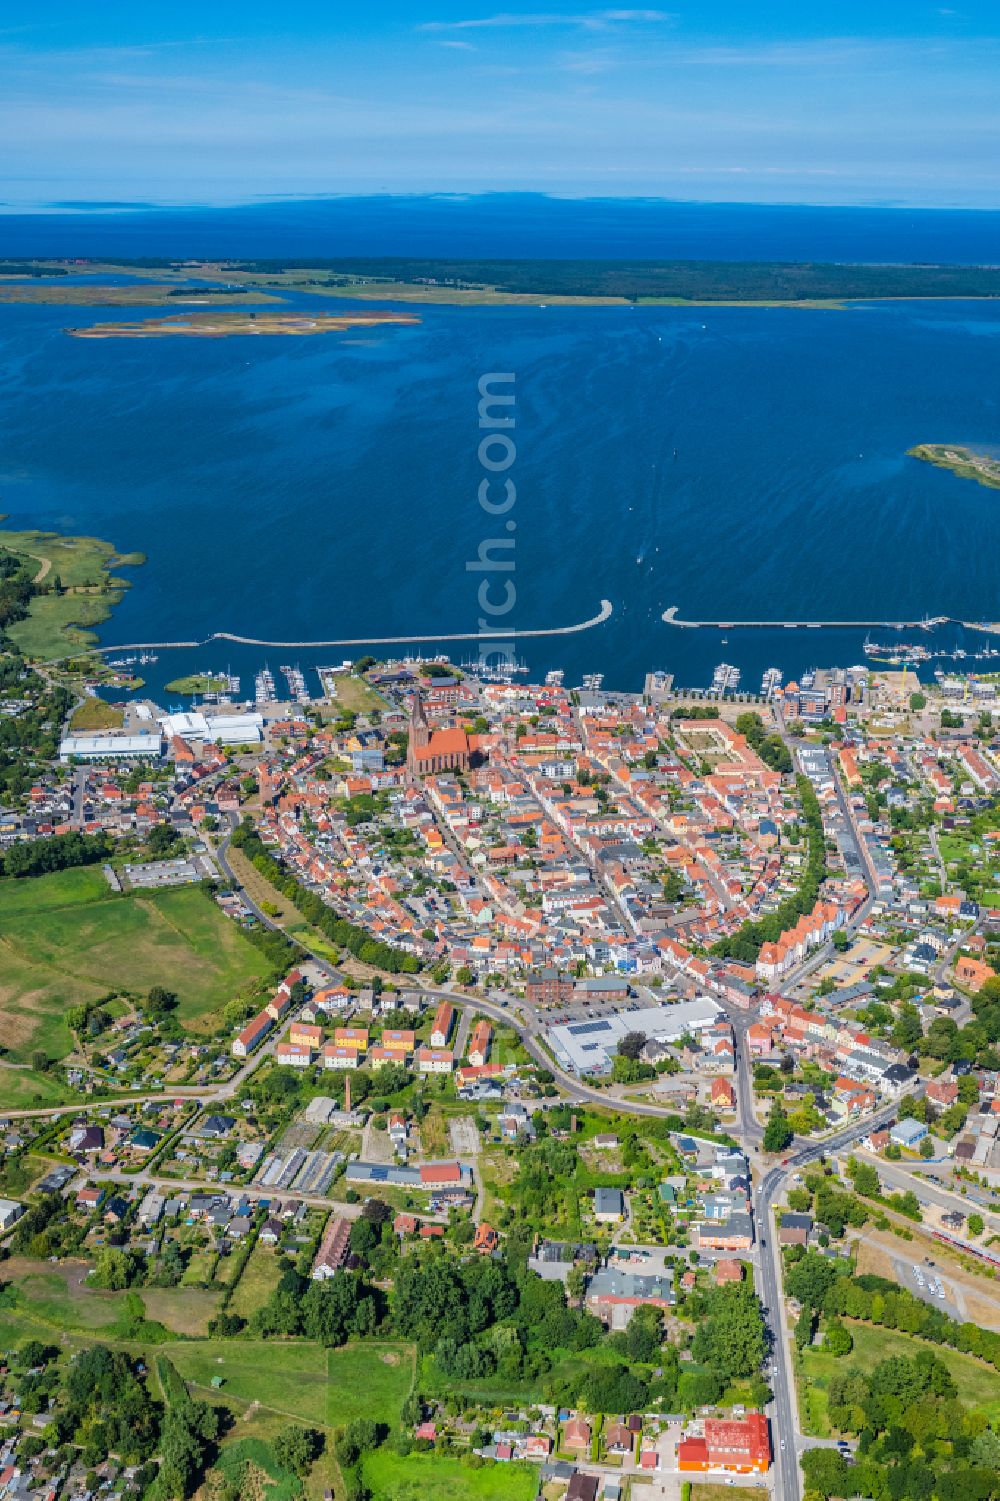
406, 688, 480, 777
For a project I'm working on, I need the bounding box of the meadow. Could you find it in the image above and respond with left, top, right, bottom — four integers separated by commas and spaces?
798, 1320, 1000, 1435
0, 523, 145, 659
228, 1243, 284, 1321
167, 1339, 414, 1429
0, 866, 272, 1068
0, 1259, 222, 1342
361, 1450, 537, 1501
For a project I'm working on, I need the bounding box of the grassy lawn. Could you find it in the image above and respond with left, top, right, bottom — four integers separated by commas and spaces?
213, 1437, 303, 1501
326, 673, 387, 716
170, 1340, 333, 1426
181, 1249, 219, 1288
324, 1342, 415, 1428
1, 1259, 221, 1339
690, 1488, 768, 1501
361, 1450, 537, 1501
69, 696, 125, 732
229, 1244, 284, 1321
6, 1264, 120, 1335
799, 1320, 1000, 1435
0, 1063, 76, 1108
0, 867, 272, 1061
168, 1339, 414, 1430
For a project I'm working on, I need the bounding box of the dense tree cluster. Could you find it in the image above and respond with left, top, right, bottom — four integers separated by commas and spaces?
802, 1349, 998, 1501
154, 1358, 222, 1499
689, 1281, 768, 1384
251, 1263, 378, 1345
0, 663, 71, 804
0, 547, 38, 634
1, 829, 112, 878
735, 711, 793, 774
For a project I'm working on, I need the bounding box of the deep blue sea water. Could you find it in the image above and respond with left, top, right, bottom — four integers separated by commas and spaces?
5, 194, 1000, 263
0, 198, 998, 698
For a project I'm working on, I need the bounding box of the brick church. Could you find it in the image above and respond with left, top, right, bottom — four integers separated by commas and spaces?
406, 691, 485, 776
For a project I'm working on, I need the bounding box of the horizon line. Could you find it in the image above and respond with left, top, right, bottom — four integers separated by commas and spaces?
3, 190, 1000, 217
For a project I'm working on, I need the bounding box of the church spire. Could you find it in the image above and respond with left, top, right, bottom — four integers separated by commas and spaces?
410, 689, 430, 749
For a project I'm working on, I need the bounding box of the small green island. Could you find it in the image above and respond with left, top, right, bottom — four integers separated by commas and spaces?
165, 673, 228, 695
908, 442, 1000, 490
0, 522, 144, 659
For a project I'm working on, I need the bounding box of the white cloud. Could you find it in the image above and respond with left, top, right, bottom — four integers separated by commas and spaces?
421, 10, 671, 32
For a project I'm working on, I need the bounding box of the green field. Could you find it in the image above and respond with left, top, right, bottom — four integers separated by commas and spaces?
798, 1320, 1000, 1435
229, 1243, 284, 1320
69, 696, 125, 732
323, 672, 387, 716
214, 1437, 303, 1501
0, 1259, 221, 1341
164, 673, 229, 695
0, 1063, 76, 1108
0, 866, 272, 1063
168, 1339, 414, 1429
361, 1450, 537, 1501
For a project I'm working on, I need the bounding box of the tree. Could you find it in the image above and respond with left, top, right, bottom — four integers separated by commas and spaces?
147, 822, 183, 857
273, 1425, 322, 1475
891, 1004, 923, 1053
690, 1283, 767, 1382
336, 1418, 384, 1469
801, 1448, 852, 1498
785, 1252, 838, 1311
455, 966, 473, 985
824, 1319, 853, 1356
625, 1306, 663, 1363
91, 1248, 140, 1292
763, 1102, 793, 1154
846, 1157, 880, 1199
909, 692, 927, 712
362, 1197, 392, 1226
831, 929, 850, 952
617, 1031, 648, 1061
581, 1361, 649, 1414
967, 1212, 984, 1237
794, 1307, 816, 1350
300, 1273, 363, 1346
566, 1263, 587, 1301
146, 984, 179, 1019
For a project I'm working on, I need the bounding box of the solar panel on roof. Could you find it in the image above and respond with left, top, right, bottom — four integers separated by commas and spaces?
567, 1019, 612, 1037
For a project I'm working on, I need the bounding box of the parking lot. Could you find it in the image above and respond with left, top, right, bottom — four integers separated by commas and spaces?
891, 1253, 963, 1316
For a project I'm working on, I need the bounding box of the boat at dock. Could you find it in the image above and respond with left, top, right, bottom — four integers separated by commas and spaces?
255, 666, 276, 704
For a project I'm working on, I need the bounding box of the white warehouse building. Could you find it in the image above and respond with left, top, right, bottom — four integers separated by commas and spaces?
545, 996, 723, 1076
59, 732, 163, 764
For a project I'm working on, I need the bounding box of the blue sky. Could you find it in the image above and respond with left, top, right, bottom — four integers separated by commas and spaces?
2, 2, 999, 207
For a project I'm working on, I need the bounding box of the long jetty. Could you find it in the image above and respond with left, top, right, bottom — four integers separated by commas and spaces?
78, 599, 614, 657
662, 605, 956, 631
